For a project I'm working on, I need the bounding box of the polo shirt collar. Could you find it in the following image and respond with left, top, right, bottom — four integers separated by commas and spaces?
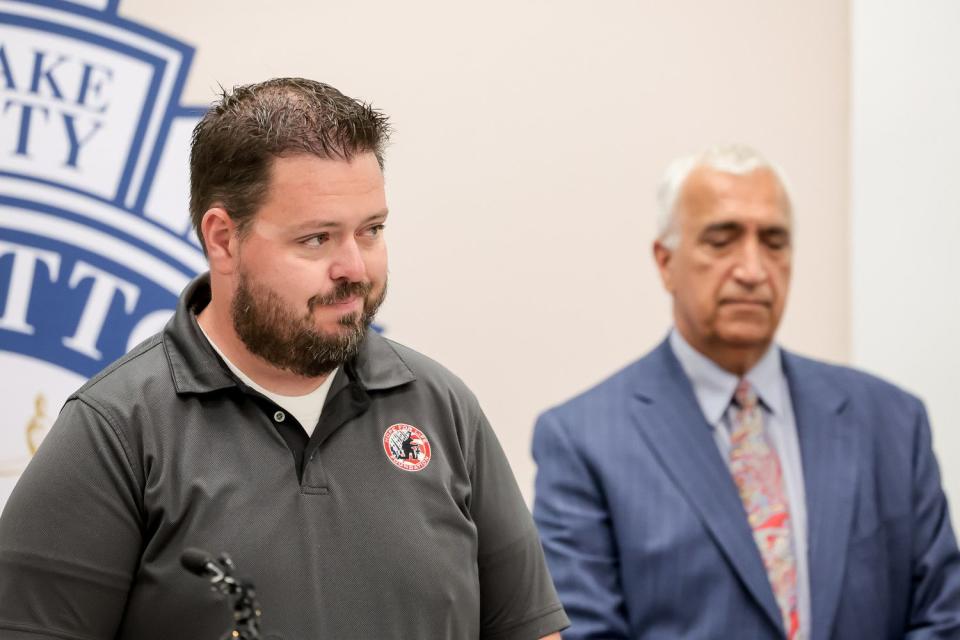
350, 329, 417, 391
668, 328, 784, 426
164, 273, 416, 395
164, 274, 235, 394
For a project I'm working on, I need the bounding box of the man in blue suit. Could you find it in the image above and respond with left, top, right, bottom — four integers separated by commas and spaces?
532, 145, 960, 639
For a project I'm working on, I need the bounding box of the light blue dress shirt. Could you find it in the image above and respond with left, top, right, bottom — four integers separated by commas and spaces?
669, 329, 811, 639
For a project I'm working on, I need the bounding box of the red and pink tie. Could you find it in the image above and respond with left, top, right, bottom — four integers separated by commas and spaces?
729, 379, 799, 639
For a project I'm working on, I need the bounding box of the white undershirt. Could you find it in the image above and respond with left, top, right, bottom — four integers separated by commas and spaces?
198, 323, 336, 436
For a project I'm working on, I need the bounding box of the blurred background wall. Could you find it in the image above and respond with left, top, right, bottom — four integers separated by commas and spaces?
1, 0, 955, 529
851, 0, 960, 529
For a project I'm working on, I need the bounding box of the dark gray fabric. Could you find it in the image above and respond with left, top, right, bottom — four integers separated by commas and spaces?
0, 274, 568, 640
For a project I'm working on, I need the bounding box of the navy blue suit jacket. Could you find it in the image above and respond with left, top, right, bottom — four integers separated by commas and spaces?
533, 340, 960, 639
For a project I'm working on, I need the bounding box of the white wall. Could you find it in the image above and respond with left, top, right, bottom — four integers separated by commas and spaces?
851, 0, 960, 528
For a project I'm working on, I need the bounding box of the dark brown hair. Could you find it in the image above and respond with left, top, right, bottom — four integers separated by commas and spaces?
189, 78, 391, 252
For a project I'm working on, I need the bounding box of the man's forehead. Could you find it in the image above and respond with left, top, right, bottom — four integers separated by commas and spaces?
679, 166, 790, 224
265, 152, 385, 192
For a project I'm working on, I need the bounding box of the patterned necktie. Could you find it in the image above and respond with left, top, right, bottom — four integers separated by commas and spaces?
729, 379, 799, 639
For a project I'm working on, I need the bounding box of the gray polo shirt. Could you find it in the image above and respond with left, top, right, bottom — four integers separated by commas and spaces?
0, 275, 568, 640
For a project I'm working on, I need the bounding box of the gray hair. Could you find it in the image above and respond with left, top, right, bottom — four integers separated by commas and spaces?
655, 144, 792, 249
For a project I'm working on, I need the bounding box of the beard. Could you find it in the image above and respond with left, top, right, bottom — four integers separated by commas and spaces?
231, 270, 386, 378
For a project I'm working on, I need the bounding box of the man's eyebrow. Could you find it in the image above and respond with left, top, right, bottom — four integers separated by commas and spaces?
700, 221, 743, 235
698, 221, 791, 236
759, 224, 790, 234
290, 210, 389, 233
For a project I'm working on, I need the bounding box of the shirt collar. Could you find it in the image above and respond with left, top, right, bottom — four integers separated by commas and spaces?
668, 328, 785, 426
163, 273, 416, 395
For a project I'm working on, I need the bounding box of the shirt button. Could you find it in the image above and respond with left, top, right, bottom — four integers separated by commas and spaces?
273, 410, 286, 423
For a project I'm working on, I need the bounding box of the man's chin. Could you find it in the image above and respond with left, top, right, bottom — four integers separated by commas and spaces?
311, 309, 362, 330
314, 322, 365, 339
716, 322, 776, 348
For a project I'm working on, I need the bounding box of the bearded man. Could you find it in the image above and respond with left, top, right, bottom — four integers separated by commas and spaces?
0, 78, 568, 640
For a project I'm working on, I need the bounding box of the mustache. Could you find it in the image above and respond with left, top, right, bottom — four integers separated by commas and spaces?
308, 280, 374, 308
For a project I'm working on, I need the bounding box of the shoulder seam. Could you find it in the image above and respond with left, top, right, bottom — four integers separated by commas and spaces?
75, 337, 164, 395
71, 394, 140, 493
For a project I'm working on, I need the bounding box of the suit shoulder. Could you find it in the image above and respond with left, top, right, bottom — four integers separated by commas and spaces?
785, 352, 922, 409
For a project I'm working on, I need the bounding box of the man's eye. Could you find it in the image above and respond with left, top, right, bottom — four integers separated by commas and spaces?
301, 234, 329, 246
704, 235, 733, 248
763, 233, 790, 250
365, 224, 386, 237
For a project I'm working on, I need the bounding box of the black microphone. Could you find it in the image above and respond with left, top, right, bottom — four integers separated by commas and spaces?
180, 547, 219, 577
180, 547, 264, 639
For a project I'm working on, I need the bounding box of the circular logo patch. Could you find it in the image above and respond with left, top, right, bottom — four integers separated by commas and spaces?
383, 423, 432, 472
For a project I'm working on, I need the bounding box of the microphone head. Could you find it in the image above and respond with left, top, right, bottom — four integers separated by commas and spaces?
181, 548, 215, 576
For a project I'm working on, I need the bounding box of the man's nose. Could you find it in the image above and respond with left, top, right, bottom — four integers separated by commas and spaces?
330, 237, 367, 282
732, 239, 768, 285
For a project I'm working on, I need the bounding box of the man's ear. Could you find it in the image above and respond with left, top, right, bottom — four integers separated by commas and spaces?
201, 207, 239, 275
652, 240, 675, 293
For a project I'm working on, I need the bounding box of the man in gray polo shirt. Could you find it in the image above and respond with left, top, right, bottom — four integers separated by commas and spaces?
0, 78, 568, 640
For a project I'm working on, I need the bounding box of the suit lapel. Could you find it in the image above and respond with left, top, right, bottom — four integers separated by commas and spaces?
631, 341, 784, 634
782, 353, 857, 640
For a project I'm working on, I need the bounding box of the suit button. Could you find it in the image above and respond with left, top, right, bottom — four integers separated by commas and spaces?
273, 410, 286, 423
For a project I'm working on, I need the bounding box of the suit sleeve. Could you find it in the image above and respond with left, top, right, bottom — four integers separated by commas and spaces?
532, 410, 630, 640
905, 401, 960, 637
469, 410, 569, 640
0, 396, 143, 640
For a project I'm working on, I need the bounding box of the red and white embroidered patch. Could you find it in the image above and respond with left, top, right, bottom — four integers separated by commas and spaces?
383, 423, 432, 472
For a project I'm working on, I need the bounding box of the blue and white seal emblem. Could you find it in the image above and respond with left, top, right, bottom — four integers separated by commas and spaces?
0, 0, 205, 502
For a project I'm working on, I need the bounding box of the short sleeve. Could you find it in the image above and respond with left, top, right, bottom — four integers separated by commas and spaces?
0, 397, 143, 640
469, 410, 569, 640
